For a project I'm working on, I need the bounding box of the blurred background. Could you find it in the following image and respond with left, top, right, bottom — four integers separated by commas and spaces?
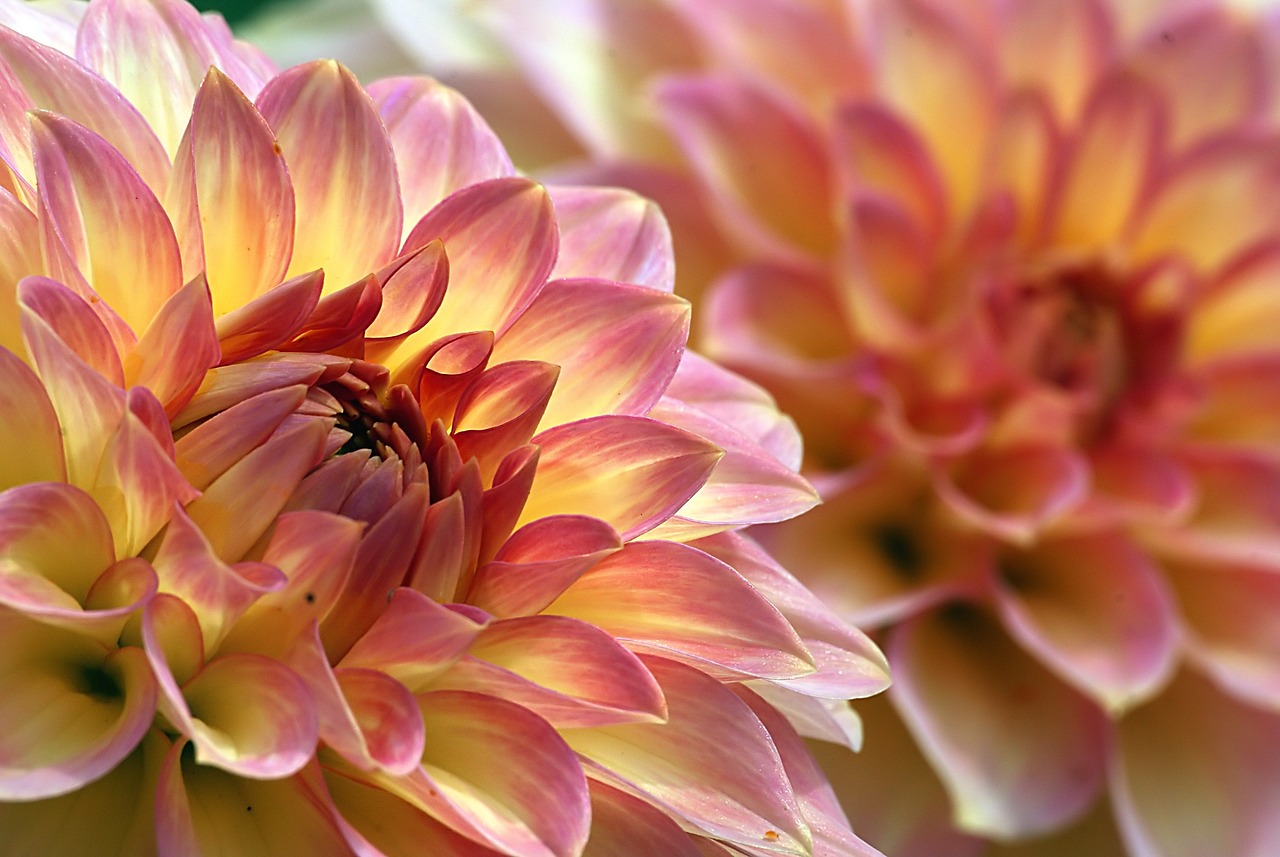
192, 0, 272, 25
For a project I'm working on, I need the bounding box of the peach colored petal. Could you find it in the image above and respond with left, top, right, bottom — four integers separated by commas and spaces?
1000, 0, 1114, 120
1154, 452, 1280, 566
0, 612, 156, 799
369, 75, 514, 238
256, 59, 402, 287
164, 67, 295, 311
1188, 245, 1280, 362
1164, 556, 1280, 710
401, 176, 557, 350
0, 480, 112, 610
582, 779, 701, 857
548, 185, 674, 291
1112, 669, 1280, 857
1084, 444, 1195, 526
124, 274, 219, 418
0, 188, 42, 355
182, 418, 329, 562
0, 345, 65, 489
16, 274, 123, 386
158, 747, 351, 857
333, 666, 425, 776
0, 25, 169, 190
213, 270, 323, 365
993, 533, 1179, 711
520, 415, 722, 539
1047, 74, 1164, 250
142, 591, 204, 694
365, 240, 449, 343
31, 111, 182, 335
656, 74, 837, 257
173, 385, 306, 490
546, 540, 813, 681
435, 614, 667, 728
493, 278, 688, 430
566, 655, 808, 854
466, 514, 622, 618
450, 360, 559, 484
284, 274, 383, 354
889, 605, 1108, 838
986, 92, 1060, 246
338, 587, 488, 693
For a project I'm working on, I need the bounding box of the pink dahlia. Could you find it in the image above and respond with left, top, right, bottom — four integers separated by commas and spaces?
0, 1, 891, 854
289, 0, 1280, 855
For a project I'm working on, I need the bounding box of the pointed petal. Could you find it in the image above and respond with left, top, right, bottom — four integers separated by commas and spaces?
256, 60, 400, 287
365, 240, 449, 343
173, 385, 306, 490
548, 185, 674, 291
492, 278, 689, 429
656, 74, 836, 256
0, 345, 65, 488
16, 274, 124, 387
31, 111, 182, 334
451, 360, 559, 483
398, 176, 557, 361
546, 540, 813, 681
124, 274, 219, 418
583, 780, 702, 857
566, 655, 809, 854
369, 75, 514, 237
467, 514, 622, 618
1113, 669, 1280, 857
165, 67, 295, 310
0, 611, 156, 800
435, 614, 667, 728
213, 269, 324, 365
889, 605, 1109, 838
521, 415, 722, 540
995, 534, 1179, 712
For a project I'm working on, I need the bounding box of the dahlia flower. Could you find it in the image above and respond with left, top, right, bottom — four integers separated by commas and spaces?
261, 0, 1280, 855
0, 1, 892, 854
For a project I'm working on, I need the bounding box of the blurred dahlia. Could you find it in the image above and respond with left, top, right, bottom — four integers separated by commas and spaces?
0, 1, 892, 854
256, 0, 1280, 855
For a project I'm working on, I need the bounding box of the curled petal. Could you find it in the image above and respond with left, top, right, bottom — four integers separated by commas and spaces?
521, 415, 722, 540
452, 359, 560, 483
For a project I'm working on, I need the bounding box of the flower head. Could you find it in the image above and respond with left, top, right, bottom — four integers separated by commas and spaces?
0, 1, 890, 854
323, 0, 1280, 855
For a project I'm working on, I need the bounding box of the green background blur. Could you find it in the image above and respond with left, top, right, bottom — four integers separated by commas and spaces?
192, 0, 277, 26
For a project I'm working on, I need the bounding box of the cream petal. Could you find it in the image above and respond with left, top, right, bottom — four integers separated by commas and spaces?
492, 278, 689, 430
164, 67, 295, 310
369, 75, 514, 238
545, 540, 813, 682
0, 345, 65, 489
1112, 669, 1280, 857
993, 533, 1180, 712
888, 605, 1108, 838
256, 59, 402, 288
0, 188, 42, 356
520, 415, 721, 540
565, 655, 809, 854
0, 612, 156, 800
548, 185, 674, 291
31, 111, 182, 335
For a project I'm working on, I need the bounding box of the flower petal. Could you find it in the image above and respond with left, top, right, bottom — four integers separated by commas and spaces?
124, 274, 219, 418
548, 185, 674, 291
368, 75, 514, 238
520, 415, 722, 540
0, 345, 65, 489
213, 270, 324, 365
256, 59, 402, 288
492, 278, 689, 430
888, 605, 1109, 838
582, 780, 702, 857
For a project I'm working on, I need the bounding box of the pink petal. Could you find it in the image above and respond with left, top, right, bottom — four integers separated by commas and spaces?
283, 274, 382, 354
582, 780, 702, 857
521, 415, 722, 540
434, 614, 667, 728
182, 417, 329, 561
935, 445, 1090, 544
0, 188, 43, 356
164, 67, 295, 310
656, 74, 836, 257
0, 611, 156, 800
889, 605, 1109, 838
546, 540, 813, 681
451, 360, 560, 485
334, 666, 426, 776
1186, 353, 1280, 458
548, 185, 674, 291
365, 240, 449, 343
337, 587, 488, 693
411, 330, 494, 425
1164, 556, 1280, 710
31, 111, 182, 335
1154, 452, 1280, 566
399, 176, 557, 357
213, 270, 323, 365
172, 384, 307, 490
467, 514, 622, 618
0, 25, 169, 190
492, 277, 689, 430
16, 274, 124, 387
368, 75, 514, 238
0, 344, 65, 488
394, 689, 590, 857
124, 274, 219, 418
1000, 0, 1114, 120
256, 60, 402, 287
1085, 444, 1195, 525
1112, 669, 1280, 857
565, 655, 808, 853
993, 534, 1179, 711
0, 481, 113, 612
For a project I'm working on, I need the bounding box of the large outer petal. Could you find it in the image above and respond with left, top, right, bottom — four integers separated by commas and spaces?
257, 59, 402, 288
548, 185, 675, 291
